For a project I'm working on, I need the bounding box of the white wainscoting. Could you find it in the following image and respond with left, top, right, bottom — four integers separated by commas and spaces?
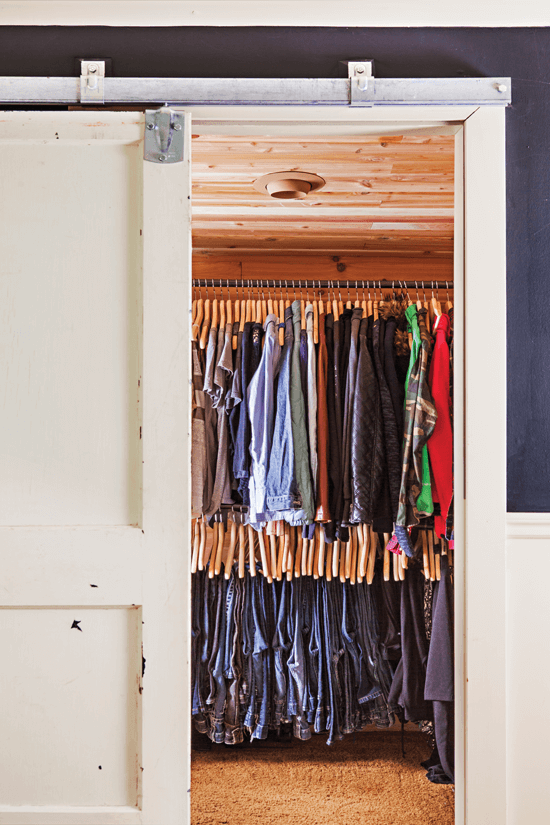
505, 513, 550, 825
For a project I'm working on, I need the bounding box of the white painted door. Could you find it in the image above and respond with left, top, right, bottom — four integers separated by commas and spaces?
0, 111, 192, 825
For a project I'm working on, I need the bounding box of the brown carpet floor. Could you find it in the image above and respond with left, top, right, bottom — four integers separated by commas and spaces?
191, 731, 454, 825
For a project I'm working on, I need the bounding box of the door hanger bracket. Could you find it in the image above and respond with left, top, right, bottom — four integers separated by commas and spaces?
346, 60, 375, 107
144, 107, 184, 164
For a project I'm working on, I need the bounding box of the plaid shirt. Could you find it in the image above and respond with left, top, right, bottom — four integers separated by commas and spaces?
396, 306, 438, 529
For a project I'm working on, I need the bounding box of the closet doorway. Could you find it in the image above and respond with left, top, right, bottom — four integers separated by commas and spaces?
185, 103, 506, 825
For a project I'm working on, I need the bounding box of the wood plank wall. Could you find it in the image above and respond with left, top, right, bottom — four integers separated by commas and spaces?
193, 253, 454, 284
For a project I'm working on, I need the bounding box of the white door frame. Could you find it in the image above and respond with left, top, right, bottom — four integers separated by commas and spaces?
182, 103, 507, 825
0, 103, 506, 825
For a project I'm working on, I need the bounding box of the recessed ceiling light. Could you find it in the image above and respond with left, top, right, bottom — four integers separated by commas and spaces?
253, 171, 326, 200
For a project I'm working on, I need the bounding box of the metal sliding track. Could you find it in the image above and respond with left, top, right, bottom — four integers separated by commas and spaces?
0, 75, 511, 107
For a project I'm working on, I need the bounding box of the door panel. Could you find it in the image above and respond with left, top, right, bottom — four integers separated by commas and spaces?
0, 606, 141, 807
0, 141, 142, 526
0, 111, 192, 825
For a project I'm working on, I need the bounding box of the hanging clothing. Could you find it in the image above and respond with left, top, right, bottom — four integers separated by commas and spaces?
424, 554, 455, 784
341, 306, 362, 525
192, 570, 399, 746
247, 314, 281, 527
191, 284, 455, 789
191, 340, 207, 518
232, 321, 253, 503
205, 323, 234, 519
266, 307, 304, 523
290, 300, 315, 524
305, 303, 318, 502
387, 563, 432, 722
324, 312, 340, 541
372, 316, 402, 522
396, 306, 437, 556
369, 315, 394, 535
349, 317, 385, 525
428, 313, 454, 539
315, 308, 331, 523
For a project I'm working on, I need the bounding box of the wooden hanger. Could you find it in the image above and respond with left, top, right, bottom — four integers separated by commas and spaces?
445, 281, 453, 314
280, 522, 289, 578
313, 296, 319, 345
318, 527, 326, 578
325, 540, 333, 582
338, 286, 344, 318
399, 551, 406, 581
339, 537, 347, 583
245, 287, 253, 324
191, 518, 200, 574
255, 294, 262, 325
208, 522, 218, 578
199, 297, 211, 349
302, 536, 309, 577
214, 520, 225, 576
238, 523, 246, 579
331, 538, 339, 579
393, 549, 399, 582
383, 533, 391, 581
344, 532, 352, 580
232, 299, 239, 349
257, 527, 271, 582
198, 516, 207, 571
246, 525, 255, 578
249, 525, 257, 577
192, 296, 203, 343
219, 295, 225, 331
269, 532, 278, 580
313, 528, 320, 580
350, 526, 358, 585
428, 529, 436, 581
421, 530, 430, 579
366, 526, 377, 585
358, 522, 369, 579
294, 532, 302, 579
277, 532, 286, 582
224, 520, 237, 579
211, 293, 219, 332
285, 524, 294, 582
361, 282, 368, 318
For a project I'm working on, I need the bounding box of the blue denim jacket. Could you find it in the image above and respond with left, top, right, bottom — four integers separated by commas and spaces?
266, 307, 307, 523
247, 314, 281, 527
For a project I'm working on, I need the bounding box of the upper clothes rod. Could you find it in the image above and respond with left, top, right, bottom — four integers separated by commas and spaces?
192, 278, 453, 289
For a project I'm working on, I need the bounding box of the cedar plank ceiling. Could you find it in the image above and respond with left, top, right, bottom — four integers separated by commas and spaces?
191, 134, 454, 257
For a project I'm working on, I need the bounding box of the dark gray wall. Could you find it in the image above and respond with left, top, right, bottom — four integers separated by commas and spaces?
1, 25, 548, 511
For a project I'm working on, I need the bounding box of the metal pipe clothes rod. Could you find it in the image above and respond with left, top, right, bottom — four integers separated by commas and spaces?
192, 278, 453, 289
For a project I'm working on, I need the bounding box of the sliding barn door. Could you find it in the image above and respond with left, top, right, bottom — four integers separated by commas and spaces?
0, 111, 192, 825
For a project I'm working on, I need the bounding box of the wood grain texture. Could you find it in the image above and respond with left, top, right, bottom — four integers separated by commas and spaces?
192, 253, 454, 282
192, 134, 454, 256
